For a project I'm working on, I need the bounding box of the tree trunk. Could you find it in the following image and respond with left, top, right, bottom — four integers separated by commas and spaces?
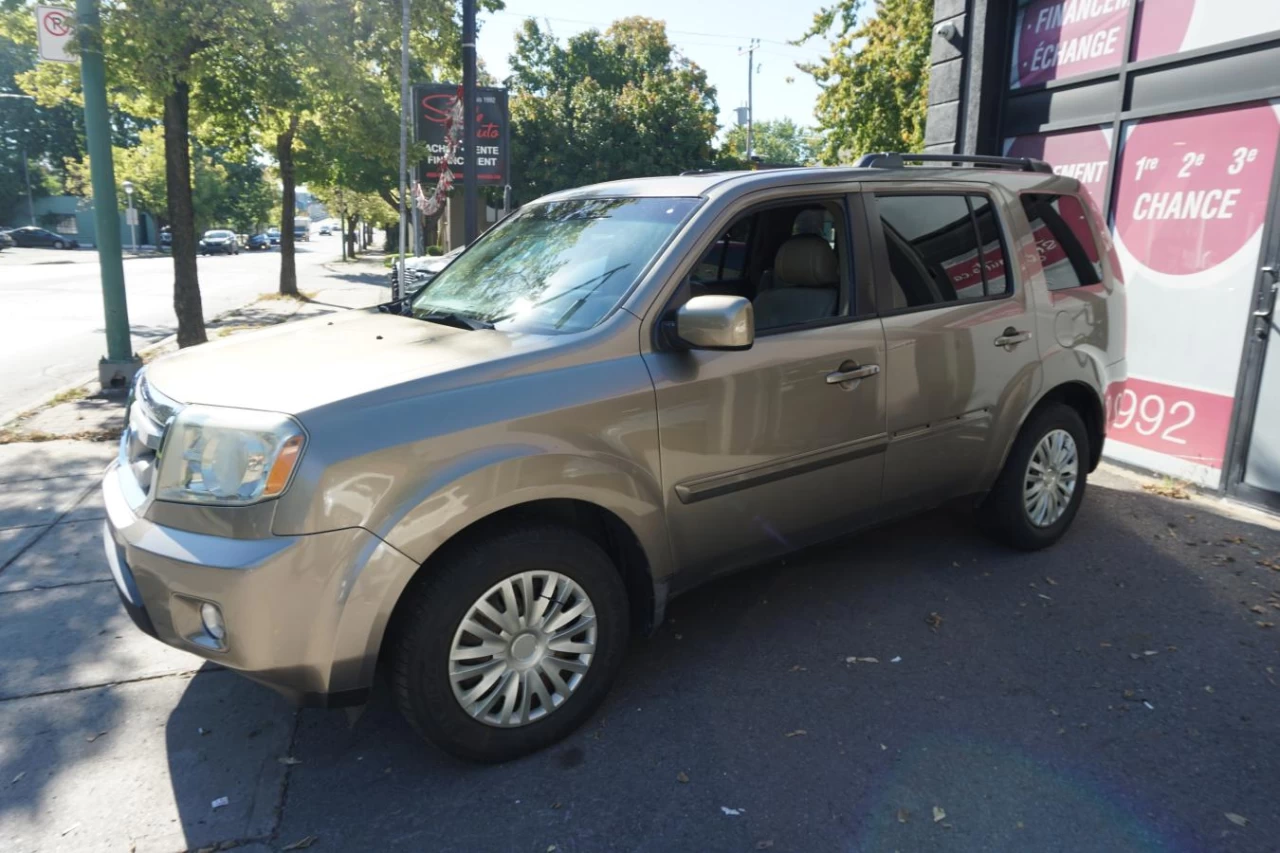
163, 81, 206, 347
277, 114, 300, 296
346, 214, 358, 258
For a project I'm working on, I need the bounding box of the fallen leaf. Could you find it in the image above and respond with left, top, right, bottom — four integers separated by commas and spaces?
1257, 621, 1275, 629
1045, 576, 1058, 586
933, 806, 946, 822
86, 731, 108, 743
925, 612, 944, 631
278, 756, 303, 766
845, 656, 878, 664
1038, 594, 1053, 601
1225, 812, 1249, 827
282, 836, 319, 851
60, 824, 80, 837
676, 771, 690, 783
211, 796, 230, 810
721, 806, 744, 816
890, 656, 902, 663
1251, 605, 1267, 614
546, 846, 557, 853
1143, 650, 1159, 656
784, 729, 807, 738
10, 772, 23, 785
1205, 685, 1215, 693
896, 807, 910, 823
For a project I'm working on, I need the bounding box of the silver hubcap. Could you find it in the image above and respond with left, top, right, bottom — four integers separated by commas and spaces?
449, 571, 597, 728
1024, 428, 1079, 528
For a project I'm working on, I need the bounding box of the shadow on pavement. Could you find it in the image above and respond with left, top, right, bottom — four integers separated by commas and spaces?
157, 480, 1280, 852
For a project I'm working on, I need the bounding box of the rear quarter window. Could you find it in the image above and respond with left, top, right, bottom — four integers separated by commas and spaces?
1020, 193, 1103, 291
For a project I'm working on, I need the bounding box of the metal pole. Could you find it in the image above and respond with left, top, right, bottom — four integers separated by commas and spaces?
462, 0, 478, 245
746, 39, 757, 162
396, 0, 409, 299
75, 0, 135, 372
128, 196, 137, 252
411, 163, 421, 255
22, 149, 35, 225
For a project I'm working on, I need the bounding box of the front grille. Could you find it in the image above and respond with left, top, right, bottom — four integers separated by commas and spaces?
119, 374, 183, 506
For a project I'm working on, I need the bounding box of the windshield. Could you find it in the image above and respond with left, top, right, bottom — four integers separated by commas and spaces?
205, 231, 232, 239
410, 196, 698, 333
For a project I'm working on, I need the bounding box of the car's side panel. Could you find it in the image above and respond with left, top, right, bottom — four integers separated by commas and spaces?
866, 181, 1045, 509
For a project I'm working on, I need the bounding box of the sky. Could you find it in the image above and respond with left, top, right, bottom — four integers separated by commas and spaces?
476, 0, 840, 139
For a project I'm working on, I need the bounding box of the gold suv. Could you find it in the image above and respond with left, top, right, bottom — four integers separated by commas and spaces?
102, 153, 1126, 762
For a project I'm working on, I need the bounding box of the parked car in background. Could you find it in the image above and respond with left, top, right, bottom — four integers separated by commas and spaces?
199, 229, 239, 255
159, 226, 172, 249
390, 245, 463, 292
0, 231, 14, 251
102, 154, 1125, 763
3, 226, 78, 249
247, 233, 271, 251
267, 227, 280, 246
318, 225, 331, 236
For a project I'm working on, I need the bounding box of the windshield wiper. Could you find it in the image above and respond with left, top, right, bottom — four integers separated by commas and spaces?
416, 311, 494, 331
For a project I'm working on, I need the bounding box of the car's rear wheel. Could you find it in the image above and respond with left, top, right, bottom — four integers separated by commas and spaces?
53, 240, 64, 249
392, 523, 629, 763
981, 402, 1088, 551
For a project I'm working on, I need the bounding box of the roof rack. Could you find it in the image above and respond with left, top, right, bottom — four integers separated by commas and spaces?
856, 152, 1054, 174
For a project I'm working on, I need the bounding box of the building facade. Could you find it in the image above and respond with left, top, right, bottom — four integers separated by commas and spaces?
926, 0, 1280, 512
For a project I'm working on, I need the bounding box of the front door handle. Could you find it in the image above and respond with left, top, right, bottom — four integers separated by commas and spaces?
994, 327, 1031, 348
826, 362, 880, 385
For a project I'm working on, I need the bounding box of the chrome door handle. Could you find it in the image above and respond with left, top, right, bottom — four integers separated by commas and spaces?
994, 327, 1031, 348
826, 363, 880, 384
1254, 283, 1278, 319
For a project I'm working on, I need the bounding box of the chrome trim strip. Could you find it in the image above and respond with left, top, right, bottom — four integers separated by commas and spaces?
674, 433, 889, 504
889, 408, 989, 442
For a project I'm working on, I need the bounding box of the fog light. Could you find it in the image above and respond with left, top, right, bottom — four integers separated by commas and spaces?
200, 602, 226, 642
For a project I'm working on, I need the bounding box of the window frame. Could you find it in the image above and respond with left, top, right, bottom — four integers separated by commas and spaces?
656, 190, 876, 344
1016, 191, 1104, 291
864, 188, 1017, 319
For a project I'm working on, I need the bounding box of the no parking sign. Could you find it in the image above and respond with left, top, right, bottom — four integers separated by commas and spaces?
35, 5, 75, 63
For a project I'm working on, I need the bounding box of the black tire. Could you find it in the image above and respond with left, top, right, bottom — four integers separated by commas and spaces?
53, 240, 64, 250
982, 402, 1089, 551
392, 523, 630, 763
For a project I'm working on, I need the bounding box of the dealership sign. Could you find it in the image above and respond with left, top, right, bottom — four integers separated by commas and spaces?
413, 84, 509, 186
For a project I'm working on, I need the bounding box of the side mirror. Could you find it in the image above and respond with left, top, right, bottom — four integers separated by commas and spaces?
672, 295, 754, 351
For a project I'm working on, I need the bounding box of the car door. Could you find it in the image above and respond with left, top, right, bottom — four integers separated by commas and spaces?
642, 188, 888, 587
865, 185, 1042, 511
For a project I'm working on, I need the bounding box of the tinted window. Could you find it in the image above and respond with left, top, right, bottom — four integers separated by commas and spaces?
1020, 193, 1102, 291
875, 194, 1010, 310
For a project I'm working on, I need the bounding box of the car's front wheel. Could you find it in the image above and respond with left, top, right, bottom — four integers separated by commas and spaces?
982, 402, 1089, 551
53, 240, 64, 249
392, 523, 630, 762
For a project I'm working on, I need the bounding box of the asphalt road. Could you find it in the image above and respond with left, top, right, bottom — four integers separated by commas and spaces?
7, 447, 1278, 853
0, 242, 345, 419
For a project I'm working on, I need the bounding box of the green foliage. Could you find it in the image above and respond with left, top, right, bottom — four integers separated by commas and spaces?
507, 17, 719, 203
799, 0, 934, 164
719, 118, 819, 167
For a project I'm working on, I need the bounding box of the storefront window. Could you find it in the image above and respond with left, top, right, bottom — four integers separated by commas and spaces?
1010, 0, 1131, 89
1132, 0, 1280, 62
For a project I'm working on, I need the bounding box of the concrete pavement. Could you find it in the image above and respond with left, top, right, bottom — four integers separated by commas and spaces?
0, 239, 381, 422
1, 432, 1278, 852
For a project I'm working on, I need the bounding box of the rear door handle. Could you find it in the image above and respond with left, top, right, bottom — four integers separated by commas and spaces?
826, 363, 880, 384
994, 327, 1031, 348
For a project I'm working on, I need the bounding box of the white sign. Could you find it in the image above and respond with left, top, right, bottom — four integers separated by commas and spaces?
125, 208, 138, 226
35, 5, 75, 64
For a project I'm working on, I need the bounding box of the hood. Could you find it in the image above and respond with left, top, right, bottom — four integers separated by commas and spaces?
145, 309, 546, 415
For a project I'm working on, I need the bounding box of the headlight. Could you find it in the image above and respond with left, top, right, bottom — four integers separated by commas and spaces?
154, 406, 306, 505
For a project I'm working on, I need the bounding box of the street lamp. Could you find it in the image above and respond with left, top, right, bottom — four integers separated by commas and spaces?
122, 180, 136, 253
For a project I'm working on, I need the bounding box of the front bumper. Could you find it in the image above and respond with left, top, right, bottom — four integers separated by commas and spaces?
101, 462, 417, 707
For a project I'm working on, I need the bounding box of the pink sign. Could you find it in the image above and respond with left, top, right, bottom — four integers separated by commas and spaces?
1130, 0, 1196, 60
1005, 127, 1111, 207
1104, 377, 1234, 468
1113, 104, 1280, 276
1012, 0, 1131, 88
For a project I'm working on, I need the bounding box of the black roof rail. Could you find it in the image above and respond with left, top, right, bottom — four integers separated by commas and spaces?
856, 152, 1054, 174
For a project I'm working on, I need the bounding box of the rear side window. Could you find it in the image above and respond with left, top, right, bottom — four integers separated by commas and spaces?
874, 193, 1011, 311
1020, 193, 1102, 291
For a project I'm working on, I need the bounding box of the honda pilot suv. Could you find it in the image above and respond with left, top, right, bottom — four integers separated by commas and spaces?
102, 153, 1126, 762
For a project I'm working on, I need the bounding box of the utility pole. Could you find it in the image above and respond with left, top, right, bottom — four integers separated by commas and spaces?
396, 0, 409, 299
76, 0, 139, 388
739, 39, 759, 163
462, 0, 478, 245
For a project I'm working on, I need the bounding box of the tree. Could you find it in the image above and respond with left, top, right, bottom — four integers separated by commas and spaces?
720, 118, 818, 166
507, 17, 719, 203
798, 0, 933, 164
